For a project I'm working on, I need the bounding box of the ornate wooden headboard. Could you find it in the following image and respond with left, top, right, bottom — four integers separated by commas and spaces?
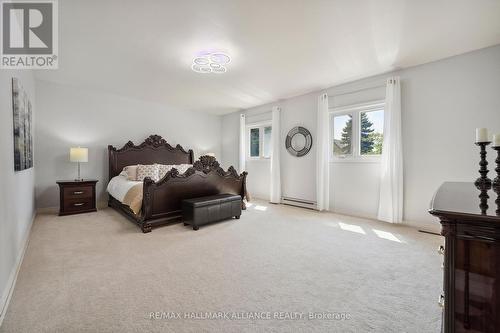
107, 135, 194, 180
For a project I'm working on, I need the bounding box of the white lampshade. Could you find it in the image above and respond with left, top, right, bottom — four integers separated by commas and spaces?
205, 152, 215, 157
70, 147, 88, 163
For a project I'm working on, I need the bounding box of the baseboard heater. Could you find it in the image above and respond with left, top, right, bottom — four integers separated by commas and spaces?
281, 196, 317, 210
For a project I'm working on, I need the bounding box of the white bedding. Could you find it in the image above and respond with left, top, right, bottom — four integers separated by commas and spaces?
106, 174, 142, 202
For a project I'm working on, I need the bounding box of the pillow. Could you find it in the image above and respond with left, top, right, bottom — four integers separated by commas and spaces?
157, 164, 175, 180
137, 164, 159, 182
175, 164, 192, 174
122, 165, 138, 181
157, 164, 193, 179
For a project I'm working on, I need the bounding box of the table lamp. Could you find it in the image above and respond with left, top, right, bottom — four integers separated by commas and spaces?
70, 147, 88, 181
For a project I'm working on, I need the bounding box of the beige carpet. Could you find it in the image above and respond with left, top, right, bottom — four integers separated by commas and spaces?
1, 201, 443, 332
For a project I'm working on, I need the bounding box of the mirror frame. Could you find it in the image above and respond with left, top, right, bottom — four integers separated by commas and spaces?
285, 126, 313, 157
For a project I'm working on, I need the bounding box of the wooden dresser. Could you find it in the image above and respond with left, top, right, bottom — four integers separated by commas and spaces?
57, 180, 98, 216
430, 182, 500, 333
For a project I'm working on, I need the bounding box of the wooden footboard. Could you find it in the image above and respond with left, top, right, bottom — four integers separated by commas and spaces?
141, 164, 247, 232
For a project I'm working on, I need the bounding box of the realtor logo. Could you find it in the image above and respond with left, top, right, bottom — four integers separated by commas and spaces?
1, 0, 58, 69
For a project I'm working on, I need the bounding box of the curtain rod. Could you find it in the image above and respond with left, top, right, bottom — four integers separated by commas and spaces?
243, 110, 272, 118
330, 84, 386, 98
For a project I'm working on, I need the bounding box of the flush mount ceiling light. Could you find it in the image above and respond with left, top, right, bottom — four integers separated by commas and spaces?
192, 52, 230, 74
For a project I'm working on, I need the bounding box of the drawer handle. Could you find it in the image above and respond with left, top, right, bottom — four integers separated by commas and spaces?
438, 294, 444, 308
73, 203, 85, 206
437, 245, 444, 255
73, 191, 84, 195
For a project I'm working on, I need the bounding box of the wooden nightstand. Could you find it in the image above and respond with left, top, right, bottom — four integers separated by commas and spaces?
57, 180, 98, 216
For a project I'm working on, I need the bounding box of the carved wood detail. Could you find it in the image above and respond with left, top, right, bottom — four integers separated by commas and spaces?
109, 134, 192, 154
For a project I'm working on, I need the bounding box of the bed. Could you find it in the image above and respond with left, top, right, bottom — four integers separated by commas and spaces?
107, 135, 248, 233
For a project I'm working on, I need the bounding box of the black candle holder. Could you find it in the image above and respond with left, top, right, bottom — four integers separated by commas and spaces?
492, 146, 500, 189
478, 188, 490, 215
474, 142, 492, 188
494, 186, 500, 216
475, 182, 491, 215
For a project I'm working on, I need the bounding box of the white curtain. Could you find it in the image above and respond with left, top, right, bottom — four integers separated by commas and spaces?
316, 93, 330, 211
270, 106, 281, 203
239, 114, 246, 173
378, 77, 403, 223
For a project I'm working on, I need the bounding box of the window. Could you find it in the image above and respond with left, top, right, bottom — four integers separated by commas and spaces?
330, 101, 384, 160
247, 123, 272, 159
250, 128, 260, 157
333, 114, 353, 156
360, 110, 384, 155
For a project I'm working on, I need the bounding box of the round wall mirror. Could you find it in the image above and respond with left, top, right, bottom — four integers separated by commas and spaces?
285, 126, 313, 157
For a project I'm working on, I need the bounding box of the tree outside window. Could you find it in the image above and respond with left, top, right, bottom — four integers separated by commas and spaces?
332, 104, 384, 159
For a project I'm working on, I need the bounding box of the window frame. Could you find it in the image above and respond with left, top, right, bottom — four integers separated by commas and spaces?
246, 121, 272, 160
330, 100, 385, 163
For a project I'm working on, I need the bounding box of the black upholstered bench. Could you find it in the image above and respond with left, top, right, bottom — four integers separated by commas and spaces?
182, 194, 242, 230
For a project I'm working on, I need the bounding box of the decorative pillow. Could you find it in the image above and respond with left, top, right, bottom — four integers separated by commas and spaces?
175, 164, 192, 174
157, 164, 193, 179
122, 165, 138, 181
157, 164, 175, 180
137, 164, 159, 182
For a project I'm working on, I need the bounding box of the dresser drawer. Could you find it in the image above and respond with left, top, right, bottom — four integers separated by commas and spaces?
63, 186, 93, 199
63, 197, 94, 213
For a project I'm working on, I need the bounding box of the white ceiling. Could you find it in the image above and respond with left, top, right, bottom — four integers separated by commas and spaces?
35, 0, 500, 115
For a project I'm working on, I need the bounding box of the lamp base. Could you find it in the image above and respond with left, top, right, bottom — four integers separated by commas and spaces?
75, 162, 82, 182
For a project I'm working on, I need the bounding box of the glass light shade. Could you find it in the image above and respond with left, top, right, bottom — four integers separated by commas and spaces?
192, 52, 230, 73
194, 57, 209, 65
210, 53, 231, 64
212, 66, 226, 73
70, 147, 88, 163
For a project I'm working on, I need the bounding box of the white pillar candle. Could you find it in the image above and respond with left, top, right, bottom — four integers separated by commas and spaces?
493, 134, 500, 147
476, 128, 489, 143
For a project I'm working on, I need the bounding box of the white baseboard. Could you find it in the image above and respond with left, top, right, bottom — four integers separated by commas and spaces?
0, 212, 35, 327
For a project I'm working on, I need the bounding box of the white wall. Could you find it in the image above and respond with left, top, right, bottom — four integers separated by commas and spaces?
328, 85, 386, 220
399, 46, 500, 229
0, 70, 36, 321
221, 112, 240, 170
35, 81, 222, 208
221, 45, 500, 230
221, 87, 382, 208
280, 93, 318, 202
221, 93, 319, 202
